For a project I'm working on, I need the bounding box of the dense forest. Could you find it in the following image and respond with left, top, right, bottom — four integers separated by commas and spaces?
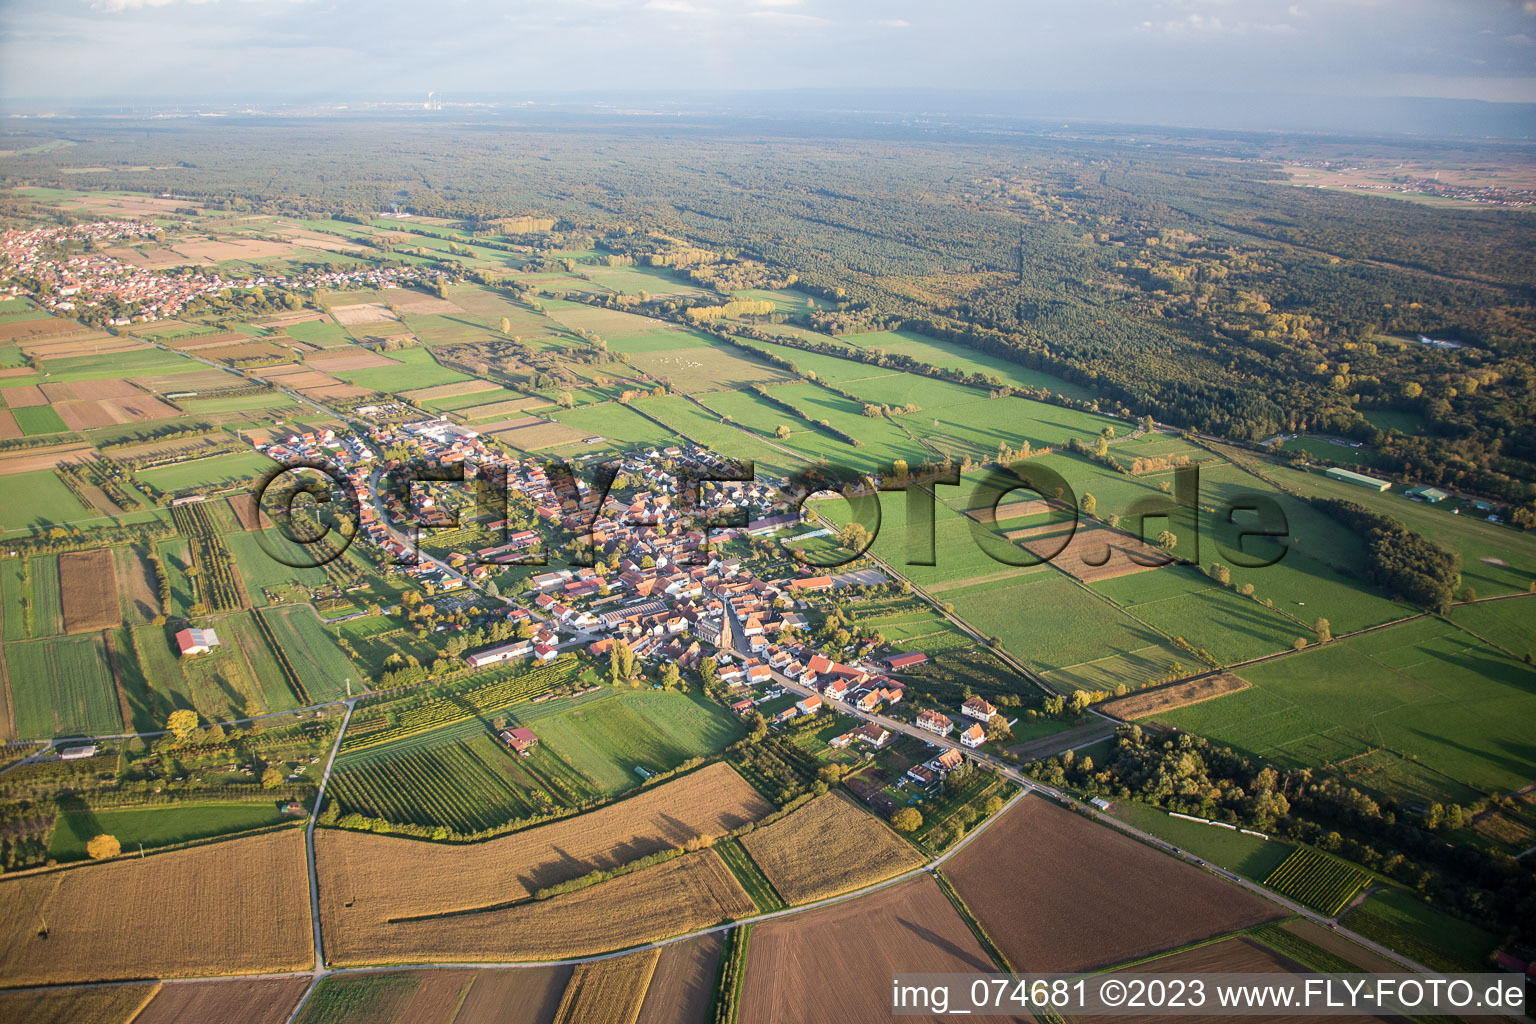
2, 114, 1532, 502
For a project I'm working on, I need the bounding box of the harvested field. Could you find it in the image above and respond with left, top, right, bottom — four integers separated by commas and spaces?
474, 415, 543, 431
636, 933, 722, 1024
0, 411, 18, 440
160, 331, 249, 352
227, 493, 272, 531
402, 380, 501, 402
0, 828, 312, 986
0, 317, 89, 343
199, 342, 294, 364
316, 763, 768, 920
136, 978, 310, 1024
134, 369, 245, 397
738, 875, 1013, 1024
305, 351, 401, 371
1, 384, 48, 408
59, 549, 119, 633
1072, 935, 1396, 1024
257, 369, 342, 391
554, 949, 660, 1024
1022, 524, 1172, 582
455, 967, 571, 1024
114, 546, 161, 623
323, 849, 752, 964
0, 983, 159, 1023
492, 420, 594, 450
392, 295, 463, 316
0, 444, 94, 475
22, 336, 144, 359
738, 791, 924, 905
462, 397, 549, 419
56, 396, 181, 431
943, 796, 1280, 972
41, 379, 146, 402
169, 238, 297, 264
1100, 672, 1250, 720
331, 302, 401, 325
302, 384, 376, 401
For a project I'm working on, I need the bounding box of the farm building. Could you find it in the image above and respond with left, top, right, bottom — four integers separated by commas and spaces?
59, 744, 98, 761
499, 727, 539, 756
464, 640, 531, 668
1324, 467, 1391, 491
1404, 485, 1450, 503
885, 651, 928, 671
174, 627, 220, 657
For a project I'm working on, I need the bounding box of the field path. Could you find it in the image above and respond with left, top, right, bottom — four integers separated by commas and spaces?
303, 700, 355, 969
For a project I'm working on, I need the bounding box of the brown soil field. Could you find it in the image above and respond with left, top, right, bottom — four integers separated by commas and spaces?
554, 948, 660, 1024
738, 875, 1017, 1024
261, 370, 338, 390
170, 238, 299, 264
963, 498, 1049, 524
1022, 524, 1172, 583
227, 493, 272, 531
1, 383, 48, 408
1099, 672, 1250, 720
0, 410, 19, 440
317, 762, 769, 923
473, 415, 543, 432
1279, 918, 1405, 974
323, 849, 752, 965
200, 342, 293, 364
0, 317, 90, 343
492, 420, 594, 451
0, 443, 95, 475
1069, 935, 1396, 1024
0, 983, 159, 1023
0, 828, 312, 986
943, 796, 1280, 973
0, 367, 34, 378
42, 380, 146, 402
305, 351, 401, 371
59, 549, 119, 633
636, 933, 722, 1024
159, 332, 248, 352
738, 791, 924, 905
56, 396, 181, 431
463, 397, 548, 418
332, 302, 401, 325
114, 546, 161, 624
136, 978, 310, 1024
455, 966, 572, 1024
256, 363, 324, 380
402, 380, 502, 402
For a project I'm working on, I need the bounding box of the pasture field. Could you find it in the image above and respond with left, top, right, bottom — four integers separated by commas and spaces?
39, 347, 203, 382
509, 687, 744, 796
329, 346, 469, 391
737, 875, 997, 1024
13, 404, 68, 434
1093, 569, 1306, 666
49, 800, 289, 862
1, 469, 91, 530
546, 401, 676, 450
1341, 888, 1501, 973
1108, 802, 1294, 881
1266, 460, 1536, 599
135, 449, 278, 493
260, 605, 357, 701
0, 828, 311, 986
221, 610, 305, 710
737, 791, 923, 905
316, 762, 768, 913
1264, 846, 1372, 915
322, 849, 752, 965
28, 552, 63, 637
136, 979, 310, 1024
630, 342, 795, 395
1158, 615, 1536, 804
944, 796, 1279, 972
0, 985, 160, 1023
553, 948, 660, 1024
630, 394, 791, 472
6, 633, 122, 737
1451, 595, 1536, 660
0, 558, 26, 641
58, 548, 119, 633
225, 530, 334, 600
839, 328, 1095, 399
1279, 434, 1383, 467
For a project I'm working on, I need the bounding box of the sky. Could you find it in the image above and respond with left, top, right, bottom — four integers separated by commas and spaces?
0, 0, 1533, 106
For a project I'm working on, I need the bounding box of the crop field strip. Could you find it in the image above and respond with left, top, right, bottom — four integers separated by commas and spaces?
713, 838, 787, 913
1263, 847, 1373, 916
170, 501, 245, 612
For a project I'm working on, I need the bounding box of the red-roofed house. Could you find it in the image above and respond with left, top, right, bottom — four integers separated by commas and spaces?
959, 723, 986, 748
916, 709, 953, 736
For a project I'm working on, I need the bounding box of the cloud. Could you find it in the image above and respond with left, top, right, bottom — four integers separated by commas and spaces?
753, 0, 803, 6
1508, 32, 1533, 44
873, 18, 910, 29
90, 0, 179, 10
642, 0, 705, 12
1138, 13, 1296, 37
746, 9, 827, 26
